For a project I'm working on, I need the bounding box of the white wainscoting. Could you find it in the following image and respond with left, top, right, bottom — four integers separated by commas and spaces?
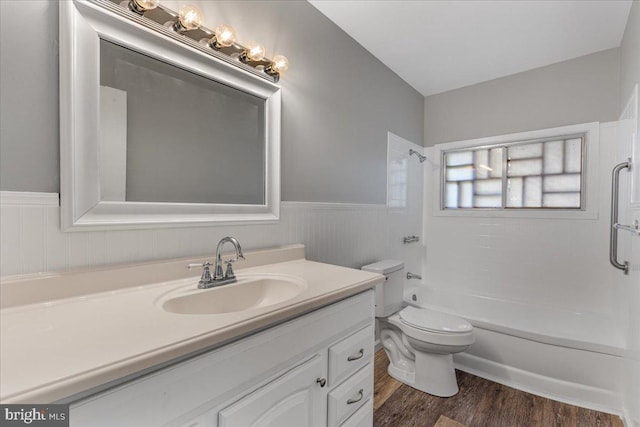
0, 194, 424, 277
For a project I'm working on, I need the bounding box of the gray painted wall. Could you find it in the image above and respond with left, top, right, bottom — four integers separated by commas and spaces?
0, 1, 60, 192
423, 48, 621, 146
620, 0, 640, 113
0, 0, 424, 204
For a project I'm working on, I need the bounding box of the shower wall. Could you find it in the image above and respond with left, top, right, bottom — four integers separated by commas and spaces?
386, 132, 425, 276
422, 122, 619, 315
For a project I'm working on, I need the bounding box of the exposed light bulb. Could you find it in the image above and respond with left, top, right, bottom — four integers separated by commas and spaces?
213, 24, 237, 47
269, 55, 289, 75
120, 0, 286, 81
176, 4, 203, 31
129, 0, 159, 14
244, 42, 266, 62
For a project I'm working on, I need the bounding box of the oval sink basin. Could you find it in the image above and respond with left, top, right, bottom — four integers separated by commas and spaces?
161, 275, 307, 315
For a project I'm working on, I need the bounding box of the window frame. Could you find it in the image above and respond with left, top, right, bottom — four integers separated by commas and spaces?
432, 122, 599, 220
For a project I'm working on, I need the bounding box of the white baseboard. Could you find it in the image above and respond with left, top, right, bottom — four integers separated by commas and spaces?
622, 409, 639, 427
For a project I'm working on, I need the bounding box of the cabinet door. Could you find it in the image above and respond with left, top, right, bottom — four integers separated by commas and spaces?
219, 354, 325, 427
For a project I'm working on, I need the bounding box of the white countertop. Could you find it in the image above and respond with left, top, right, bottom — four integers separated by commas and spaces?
0, 246, 383, 403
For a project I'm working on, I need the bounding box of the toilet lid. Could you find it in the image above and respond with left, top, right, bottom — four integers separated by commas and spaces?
399, 306, 472, 333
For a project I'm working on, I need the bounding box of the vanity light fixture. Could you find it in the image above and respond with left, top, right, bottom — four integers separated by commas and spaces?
106, 0, 289, 82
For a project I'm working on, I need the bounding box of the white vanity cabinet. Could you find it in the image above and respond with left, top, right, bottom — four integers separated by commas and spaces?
218, 355, 325, 427
69, 290, 374, 427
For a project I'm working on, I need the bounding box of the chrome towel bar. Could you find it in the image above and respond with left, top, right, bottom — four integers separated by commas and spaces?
609, 160, 631, 274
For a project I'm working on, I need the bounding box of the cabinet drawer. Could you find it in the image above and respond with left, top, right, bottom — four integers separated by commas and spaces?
340, 398, 372, 427
329, 325, 373, 386
327, 363, 373, 427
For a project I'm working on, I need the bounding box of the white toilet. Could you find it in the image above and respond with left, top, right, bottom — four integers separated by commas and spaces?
362, 260, 474, 397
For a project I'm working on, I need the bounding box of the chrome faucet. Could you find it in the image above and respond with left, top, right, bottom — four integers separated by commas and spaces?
212, 236, 245, 284
187, 237, 245, 289
406, 272, 422, 280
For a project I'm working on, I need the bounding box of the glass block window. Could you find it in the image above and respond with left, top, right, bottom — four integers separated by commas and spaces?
443, 135, 584, 210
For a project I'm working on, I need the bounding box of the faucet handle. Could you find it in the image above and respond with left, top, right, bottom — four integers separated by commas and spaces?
187, 261, 212, 269
224, 260, 237, 280
187, 262, 215, 288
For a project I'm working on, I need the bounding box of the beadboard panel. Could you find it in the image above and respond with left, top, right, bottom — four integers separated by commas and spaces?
0, 195, 413, 277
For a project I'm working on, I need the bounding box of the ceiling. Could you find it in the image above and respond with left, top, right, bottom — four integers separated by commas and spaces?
308, 0, 632, 97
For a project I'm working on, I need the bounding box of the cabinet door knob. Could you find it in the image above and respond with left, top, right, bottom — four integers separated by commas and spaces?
347, 388, 364, 404
316, 377, 326, 387
347, 348, 364, 361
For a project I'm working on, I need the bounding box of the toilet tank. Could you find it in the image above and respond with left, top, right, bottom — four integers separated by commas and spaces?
362, 260, 404, 317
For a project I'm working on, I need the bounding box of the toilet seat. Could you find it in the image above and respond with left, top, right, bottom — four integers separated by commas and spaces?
387, 313, 474, 348
399, 306, 472, 334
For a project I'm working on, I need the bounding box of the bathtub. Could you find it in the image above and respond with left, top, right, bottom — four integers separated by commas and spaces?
405, 285, 624, 415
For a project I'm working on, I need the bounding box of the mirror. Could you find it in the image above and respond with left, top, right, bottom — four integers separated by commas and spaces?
60, 0, 281, 231
99, 40, 266, 205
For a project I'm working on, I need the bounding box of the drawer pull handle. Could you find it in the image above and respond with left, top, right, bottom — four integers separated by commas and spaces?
316, 377, 326, 387
347, 348, 364, 361
347, 389, 364, 405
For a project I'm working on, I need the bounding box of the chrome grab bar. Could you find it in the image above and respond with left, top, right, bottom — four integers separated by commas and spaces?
610, 160, 631, 275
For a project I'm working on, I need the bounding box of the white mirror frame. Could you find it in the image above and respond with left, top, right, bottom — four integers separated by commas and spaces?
60, 0, 281, 231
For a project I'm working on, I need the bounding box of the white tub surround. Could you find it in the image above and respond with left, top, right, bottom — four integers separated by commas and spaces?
420, 121, 632, 416
407, 285, 624, 415
0, 245, 383, 404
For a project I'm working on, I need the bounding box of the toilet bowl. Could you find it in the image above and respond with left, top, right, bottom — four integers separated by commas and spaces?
362, 260, 474, 397
379, 306, 474, 396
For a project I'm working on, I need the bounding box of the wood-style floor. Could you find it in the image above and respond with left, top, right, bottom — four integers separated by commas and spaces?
373, 350, 623, 427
